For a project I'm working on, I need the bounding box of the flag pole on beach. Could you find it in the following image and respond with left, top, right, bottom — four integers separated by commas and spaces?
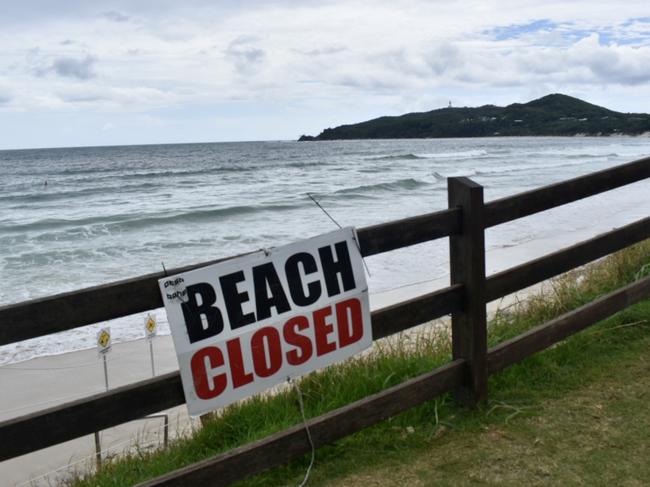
95, 327, 112, 471
145, 313, 157, 377
102, 355, 109, 391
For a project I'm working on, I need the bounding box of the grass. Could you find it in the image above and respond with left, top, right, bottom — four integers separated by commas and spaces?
67, 240, 650, 487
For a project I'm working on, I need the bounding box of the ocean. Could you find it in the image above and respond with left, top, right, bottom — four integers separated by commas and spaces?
1, 136, 649, 365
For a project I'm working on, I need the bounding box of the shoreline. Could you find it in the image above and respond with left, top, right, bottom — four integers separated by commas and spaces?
299, 132, 650, 142
1, 206, 613, 368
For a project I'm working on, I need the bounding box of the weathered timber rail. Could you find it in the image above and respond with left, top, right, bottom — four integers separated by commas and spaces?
0, 155, 649, 485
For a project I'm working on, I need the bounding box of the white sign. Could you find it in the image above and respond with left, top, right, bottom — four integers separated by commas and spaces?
159, 227, 371, 416
144, 313, 157, 339
97, 327, 112, 355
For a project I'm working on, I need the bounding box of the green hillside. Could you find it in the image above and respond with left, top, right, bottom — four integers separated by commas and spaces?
299, 94, 650, 140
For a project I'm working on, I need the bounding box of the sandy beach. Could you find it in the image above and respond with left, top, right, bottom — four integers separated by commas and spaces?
0, 336, 200, 486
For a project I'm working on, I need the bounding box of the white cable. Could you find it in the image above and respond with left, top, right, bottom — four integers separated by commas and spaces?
0, 361, 98, 371
13, 452, 94, 487
376, 276, 441, 295
289, 377, 315, 487
0, 387, 106, 416
15, 413, 192, 487
14, 433, 147, 487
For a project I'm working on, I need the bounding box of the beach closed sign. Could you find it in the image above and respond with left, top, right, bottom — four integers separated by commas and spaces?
159, 227, 371, 416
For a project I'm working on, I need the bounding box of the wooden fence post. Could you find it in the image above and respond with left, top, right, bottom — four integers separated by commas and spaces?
448, 177, 488, 405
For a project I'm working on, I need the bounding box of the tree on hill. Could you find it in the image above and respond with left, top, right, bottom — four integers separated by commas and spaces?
299, 94, 650, 140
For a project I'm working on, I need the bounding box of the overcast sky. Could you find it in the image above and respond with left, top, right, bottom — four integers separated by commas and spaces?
1, 1, 650, 149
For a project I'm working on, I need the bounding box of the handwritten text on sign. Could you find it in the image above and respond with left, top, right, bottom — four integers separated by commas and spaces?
159, 228, 371, 416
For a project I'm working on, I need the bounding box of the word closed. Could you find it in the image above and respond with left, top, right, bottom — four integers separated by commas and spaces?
160, 227, 371, 416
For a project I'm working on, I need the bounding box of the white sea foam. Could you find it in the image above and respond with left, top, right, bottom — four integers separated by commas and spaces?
414, 149, 488, 159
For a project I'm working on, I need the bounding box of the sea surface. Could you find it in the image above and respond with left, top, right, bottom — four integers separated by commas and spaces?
1, 137, 649, 364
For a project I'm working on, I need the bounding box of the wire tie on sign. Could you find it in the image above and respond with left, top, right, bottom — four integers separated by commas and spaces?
351, 231, 372, 278
307, 192, 372, 277
307, 192, 342, 229
288, 376, 315, 487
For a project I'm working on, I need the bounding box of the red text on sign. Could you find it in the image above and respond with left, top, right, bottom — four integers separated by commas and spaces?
190, 297, 364, 400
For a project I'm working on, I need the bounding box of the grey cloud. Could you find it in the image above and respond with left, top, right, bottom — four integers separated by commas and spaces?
301, 46, 347, 56
25, 48, 97, 80
570, 42, 650, 85
374, 49, 426, 77
425, 43, 462, 76
51, 55, 96, 79
588, 57, 650, 85
366, 44, 463, 83
226, 37, 266, 75
59, 93, 106, 103
0, 1, 308, 25
511, 38, 650, 86
100, 11, 130, 22
228, 35, 260, 47
26, 47, 46, 73
332, 72, 403, 92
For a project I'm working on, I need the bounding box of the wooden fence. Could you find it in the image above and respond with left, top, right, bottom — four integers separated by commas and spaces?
1, 156, 650, 486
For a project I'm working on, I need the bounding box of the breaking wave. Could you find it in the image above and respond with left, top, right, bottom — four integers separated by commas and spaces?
1, 203, 303, 235
333, 178, 430, 196
366, 149, 488, 161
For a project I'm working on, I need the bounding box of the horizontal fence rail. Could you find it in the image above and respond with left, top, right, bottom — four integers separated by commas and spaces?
484, 155, 650, 227
486, 216, 650, 302
136, 360, 466, 487
487, 274, 650, 374
2, 207, 647, 460
0, 208, 461, 347
0, 372, 185, 463
0, 284, 463, 461
357, 207, 461, 256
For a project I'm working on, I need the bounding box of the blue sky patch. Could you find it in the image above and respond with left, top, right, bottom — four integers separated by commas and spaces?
622, 17, 650, 26
486, 19, 557, 40
486, 18, 650, 47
